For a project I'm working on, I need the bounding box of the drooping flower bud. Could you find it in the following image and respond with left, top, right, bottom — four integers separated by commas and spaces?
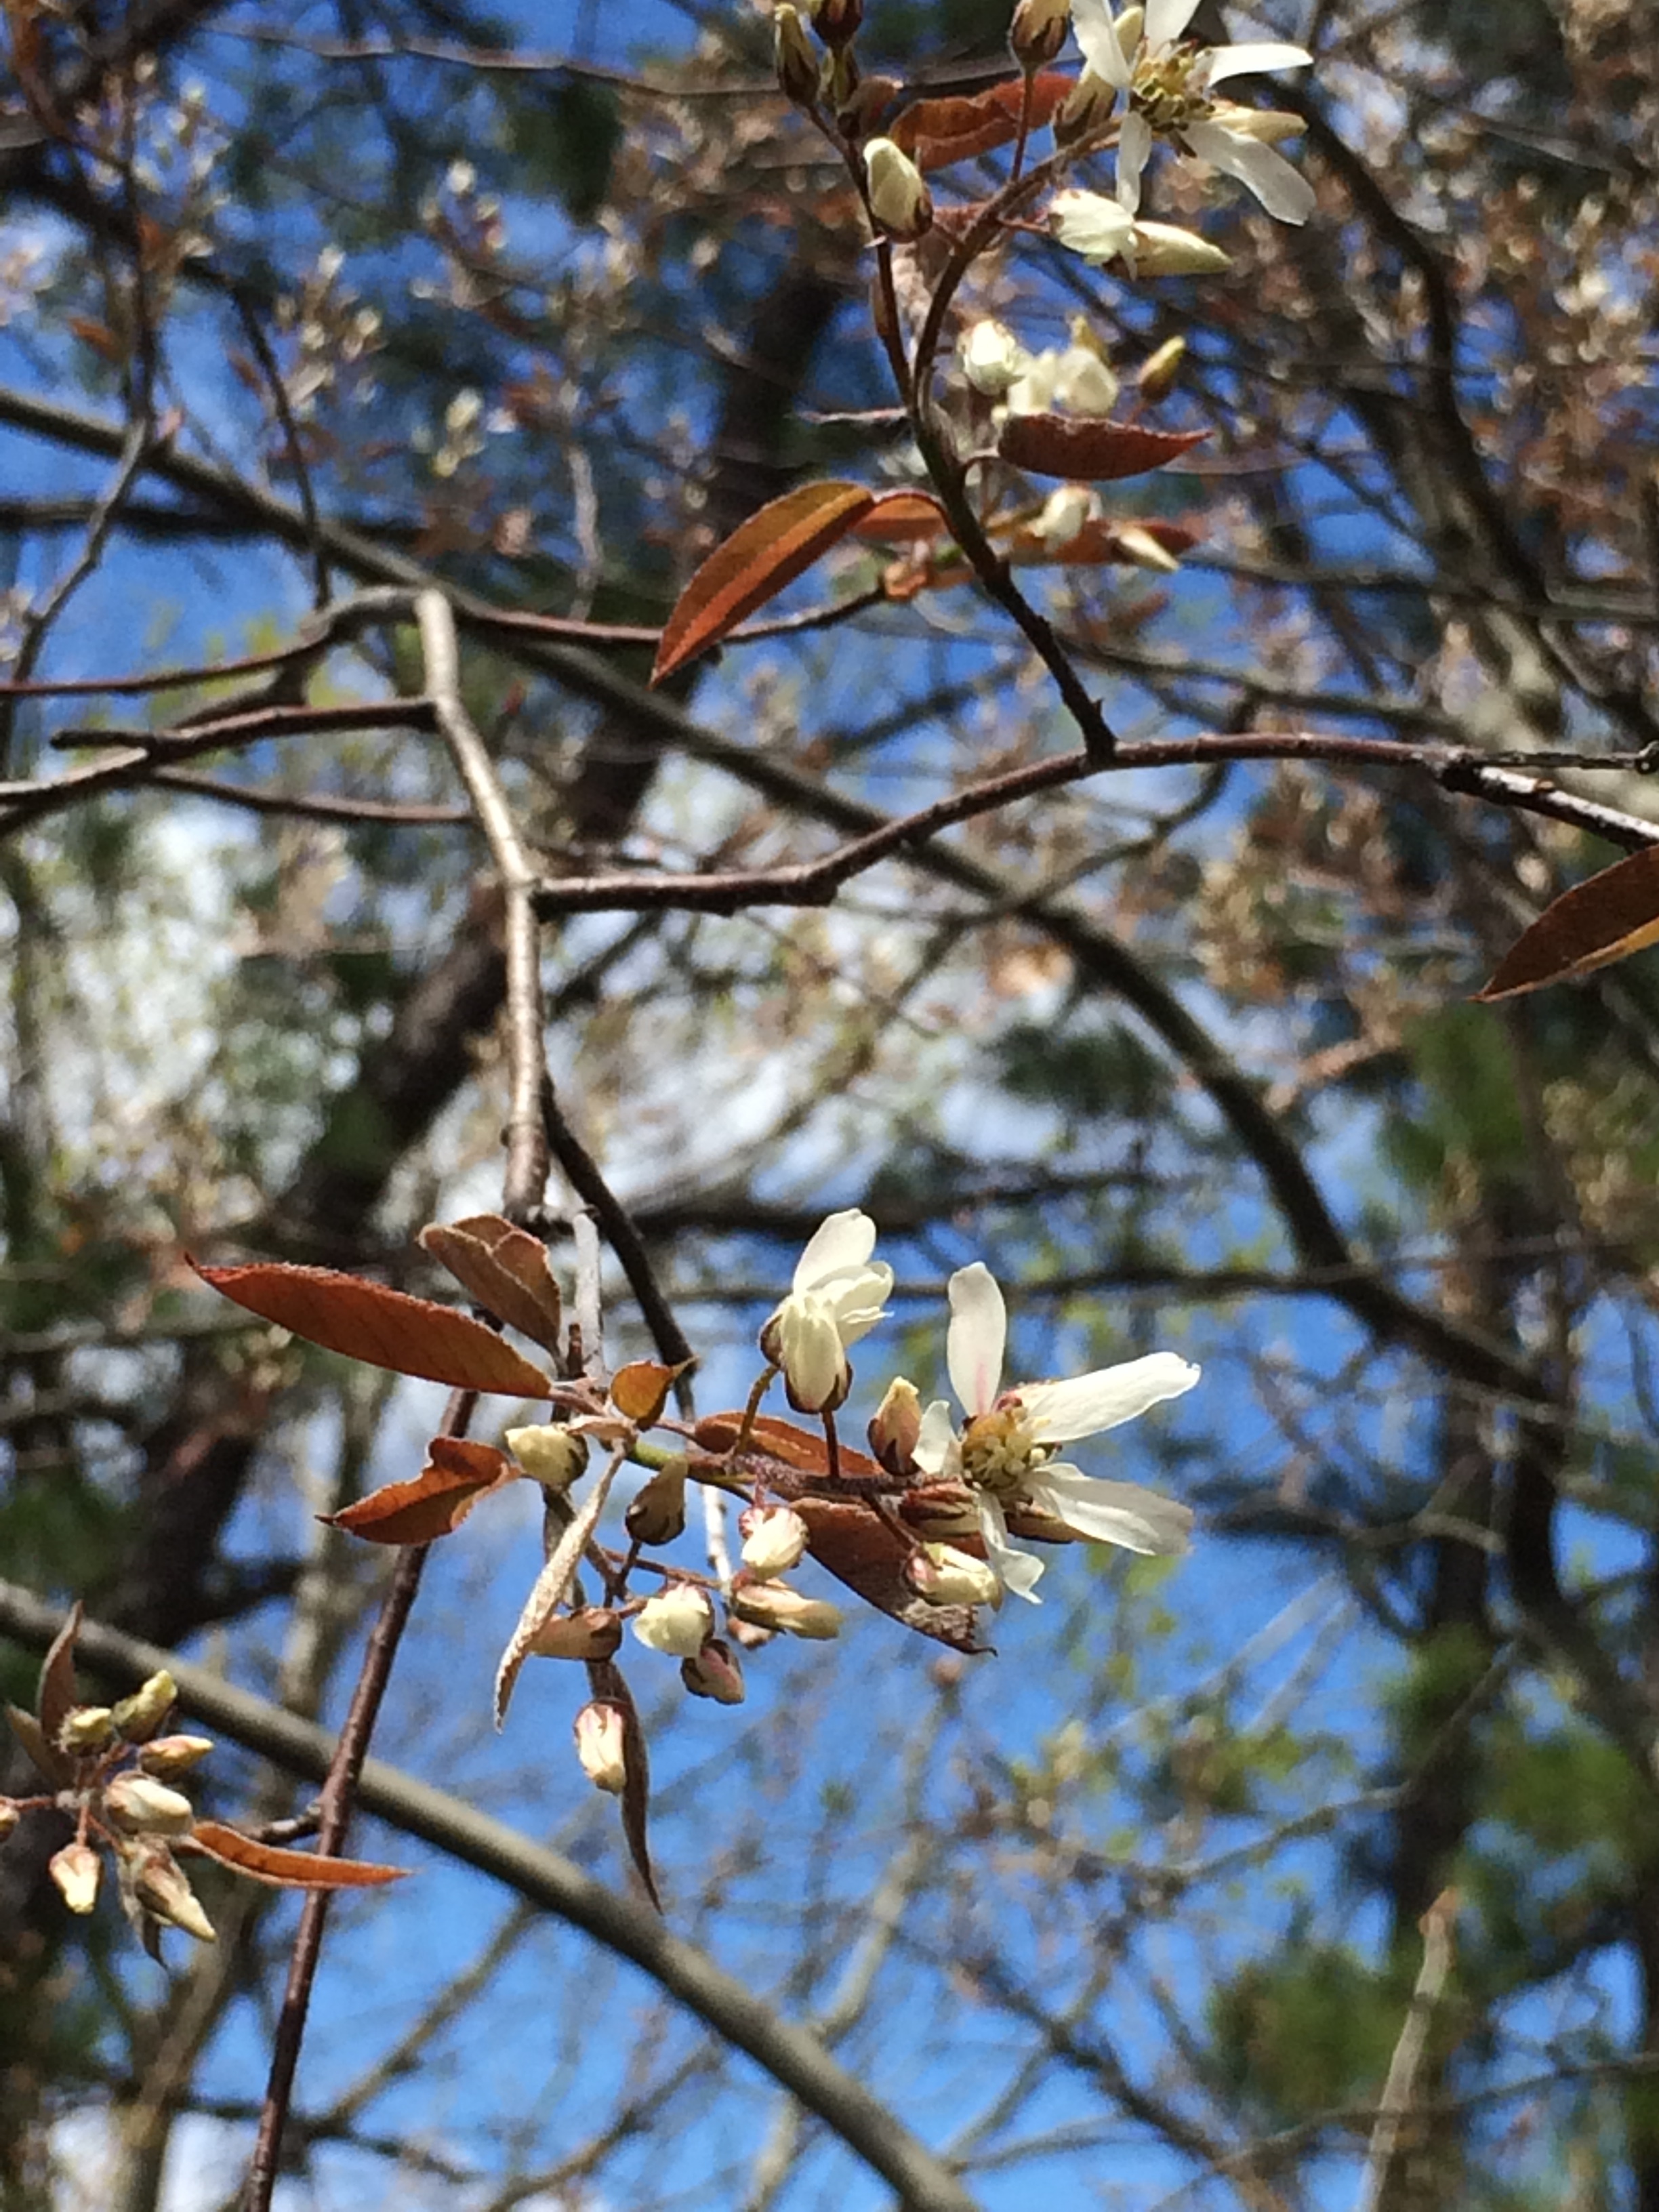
960, 320, 1032, 400
526, 1605, 623, 1660
573, 1702, 628, 1795
739, 1504, 811, 1580
1009, 0, 1069, 70
774, 3, 821, 108
1130, 222, 1232, 276
104, 1774, 196, 1838
905, 1542, 1002, 1607
807, 0, 862, 51
1136, 335, 1187, 403
626, 1458, 688, 1547
729, 1580, 844, 1640
50, 1841, 101, 1914
681, 1637, 746, 1705
111, 1672, 177, 1742
868, 1376, 922, 1476
1113, 524, 1182, 573
632, 1583, 716, 1657
1036, 485, 1098, 548
504, 1424, 589, 1490
863, 138, 933, 242
138, 1735, 216, 1779
56, 1706, 115, 1755
127, 1842, 216, 1942
1049, 188, 1137, 266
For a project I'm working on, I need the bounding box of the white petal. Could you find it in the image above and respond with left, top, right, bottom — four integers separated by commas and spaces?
1028, 1469, 1193, 1555
1116, 109, 1152, 215
979, 1494, 1046, 1603
1182, 119, 1315, 222
912, 1397, 959, 1476
1071, 0, 1133, 87
1018, 1353, 1200, 1442
946, 1262, 1006, 1415
1145, 0, 1198, 45
793, 1208, 876, 1293
821, 1262, 894, 1341
1200, 41, 1313, 87
775, 1299, 847, 1410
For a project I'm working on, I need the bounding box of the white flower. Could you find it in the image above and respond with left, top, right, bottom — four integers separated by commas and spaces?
1035, 485, 1099, 548
1003, 337, 1120, 418
961, 319, 1033, 398
1050, 190, 1232, 276
740, 1504, 811, 1580
912, 1261, 1197, 1601
1071, 0, 1314, 224
573, 1701, 628, 1794
761, 1208, 893, 1412
633, 1583, 715, 1656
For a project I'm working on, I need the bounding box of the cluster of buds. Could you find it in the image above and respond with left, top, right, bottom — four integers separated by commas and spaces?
3, 1665, 219, 1953
775, 0, 894, 142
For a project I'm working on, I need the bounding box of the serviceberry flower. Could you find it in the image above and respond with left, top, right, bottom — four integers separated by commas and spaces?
1049, 189, 1232, 274
863, 138, 933, 240
1072, 0, 1315, 224
913, 1261, 1197, 1601
760, 1208, 893, 1412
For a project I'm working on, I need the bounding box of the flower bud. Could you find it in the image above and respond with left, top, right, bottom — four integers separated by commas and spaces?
808, 0, 861, 51
626, 1459, 687, 1547
573, 1701, 628, 1795
868, 1376, 922, 1476
1209, 101, 1303, 146
0, 1803, 19, 1843
138, 1735, 215, 1779
836, 70, 900, 141
50, 1841, 101, 1915
111, 1671, 177, 1742
56, 1706, 115, 1755
1130, 222, 1232, 276
774, 3, 821, 108
1049, 188, 1136, 266
504, 1424, 589, 1490
761, 1303, 852, 1414
1136, 335, 1186, 403
960, 320, 1031, 400
863, 138, 932, 242
1036, 485, 1097, 548
633, 1583, 716, 1657
1009, 0, 1069, 70
1113, 524, 1182, 573
905, 1542, 1002, 1607
128, 1843, 216, 1942
681, 1637, 746, 1705
1054, 68, 1117, 150
104, 1774, 195, 1838
739, 1504, 810, 1580
526, 1605, 623, 1660
729, 1579, 844, 1640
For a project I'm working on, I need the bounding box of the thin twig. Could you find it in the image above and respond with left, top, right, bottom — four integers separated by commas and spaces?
1355, 1890, 1459, 2212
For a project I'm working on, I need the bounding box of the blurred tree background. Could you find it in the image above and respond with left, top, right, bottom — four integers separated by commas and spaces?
3, 0, 1659, 2207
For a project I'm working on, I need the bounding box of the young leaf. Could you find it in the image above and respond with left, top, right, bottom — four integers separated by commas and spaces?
418, 1216, 563, 1352
186, 1821, 408, 1888
190, 1259, 554, 1397
493, 1456, 619, 1729
37, 1602, 83, 1750
652, 481, 876, 684
997, 414, 1208, 481
847, 491, 951, 544
5, 1702, 73, 1787
609, 1359, 683, 1426
889, 73, 1073, 170
1475, 843, 1659, 1001
324, 1441, 520, 1546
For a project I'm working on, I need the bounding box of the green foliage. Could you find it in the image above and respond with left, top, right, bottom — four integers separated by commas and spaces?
508, 79, 623, 225
1208, 1940, 1401, 2129
996, 1019, 1172, 1122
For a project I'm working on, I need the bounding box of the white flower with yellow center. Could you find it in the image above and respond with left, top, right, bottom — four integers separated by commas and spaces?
1072, 0, 1314, 224
912, 1261, 1197, 1601
761, 1208, 893, 1412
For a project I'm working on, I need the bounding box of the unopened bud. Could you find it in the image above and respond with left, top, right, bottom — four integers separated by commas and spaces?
906, 1542, 1002, 1607
729, 1579, 844, 1640
960, 321, 1031, 401
0, 1803, 19, 1843
1009, 0, 1069, 70
1113, 523, 1182, 573
129, 1843, 216, 1942
774, 3, 821, 107
836, 70, 900, 140
1136, 335, 1186, 403
504, 1424, 589, 1490
527, 1605, 623, 1660
868, 1376, 922, 1475
626, 1459, 687, 1547
56, 1706, 115, 1755
808, 0, 861, 50
1036, 485, 1097, 548
138, 1735, 215, 1779
863, 138, 932, 242
739, 1504, 810, 1580
574, 1701, 628, 1795
50, 1841, 101, 1914
1130, 221, 1232, 277
633, 1583, 715, 1657
1054, 68, 1116, 149
681, 1637, 746, 1705
104, 1774, 195, 1838
1209, 100, 1303, 146
111, 1671, 177, 1742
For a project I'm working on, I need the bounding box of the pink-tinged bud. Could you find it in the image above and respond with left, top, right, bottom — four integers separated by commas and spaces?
626, 1459, 687, 1547
726, 1614, 775, 1651
808, 0, 861, 51
128, 1843, 216, 1942
111, 1671, 177, 1742
104, 1774, 195, 1838
0, 1803, 19, 1843
573, 1701, 628, 1795
50, 1841, 101, 1914
1136, 335, 1186, 403
863, 138, 932, 242
774, 3, 821, 108
905, 1542, 1002, 1607
56, 1706, 115, 1755
633, 1583, 715, 1657
1009, 0, 1069, 70
681, 1637, 746, 1705
526, 1605, 623, 1661
739, 1504, 810, 1580
868, 1376, 922, 1476
729, 1579, 844, 1640
138, 1735, 214, 1779
504, 1424, 589, 1490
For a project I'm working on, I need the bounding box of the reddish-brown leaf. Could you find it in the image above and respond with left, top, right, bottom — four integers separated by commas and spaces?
5, 1702, 73, 1788
190, 1258, 554, 1397
793, 1496, 989, 1654
692, 1412, 886, 1479
419, 1216, 564, 1352
609, 1359, 682, 1425
186, 1820, 409, 1888
998, 414, 1210, 482
1475, 842, 1659, 1001
890, 73, 1073, 170
325, 1441, 519, 1545
588, 1661, 660, 1912
37, 1602, 83, 1749
847, 491, 951, 544
653, 481, 876, 684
